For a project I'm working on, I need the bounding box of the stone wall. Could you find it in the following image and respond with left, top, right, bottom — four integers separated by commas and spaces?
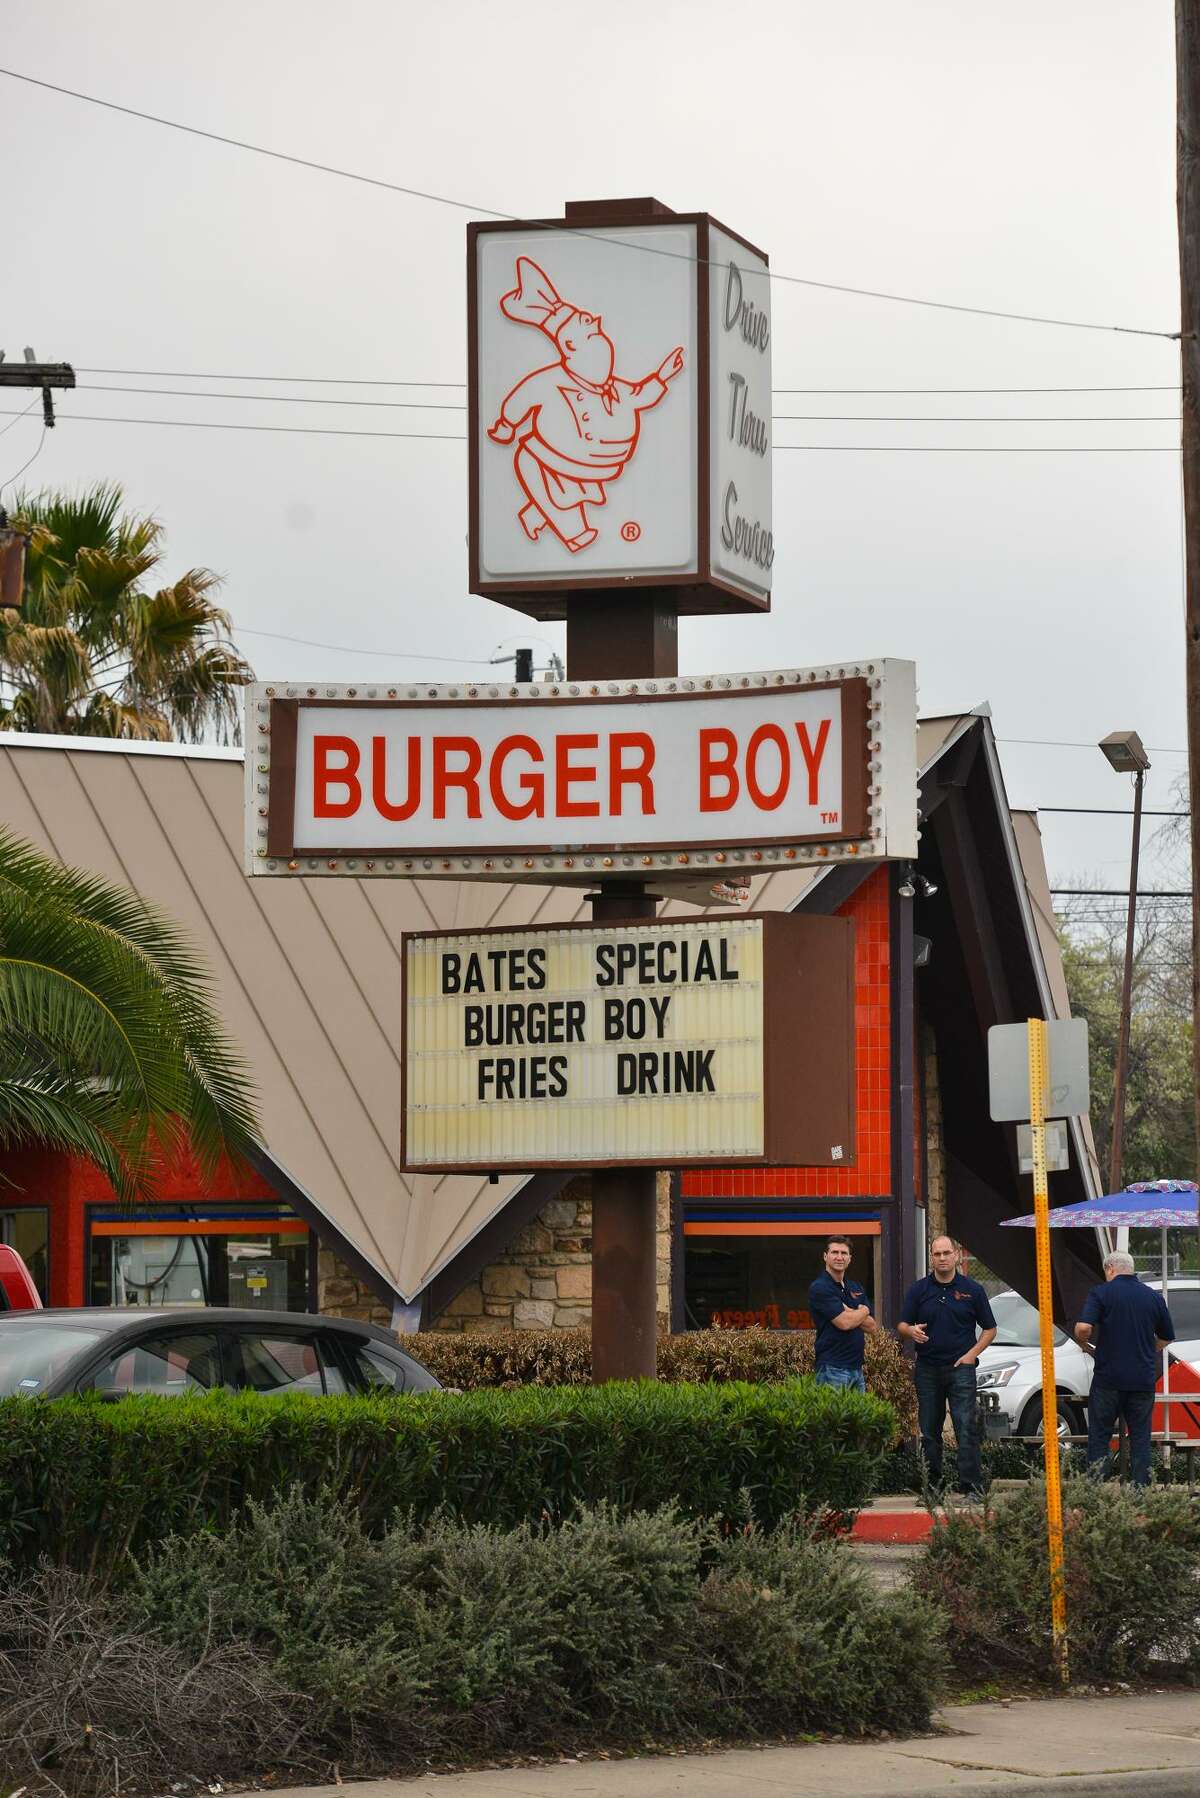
431, 1171, 674, 1333
317, 1173, 675, 1333
316, 1244, 392, 1329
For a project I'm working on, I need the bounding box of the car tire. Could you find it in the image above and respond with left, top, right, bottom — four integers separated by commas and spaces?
1018, 1394, 1082, 1442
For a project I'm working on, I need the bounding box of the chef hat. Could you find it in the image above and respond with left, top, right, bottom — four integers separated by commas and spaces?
500, 257, 579, 341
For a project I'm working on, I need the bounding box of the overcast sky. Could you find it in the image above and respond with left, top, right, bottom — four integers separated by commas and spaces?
0, 2, 1188, 906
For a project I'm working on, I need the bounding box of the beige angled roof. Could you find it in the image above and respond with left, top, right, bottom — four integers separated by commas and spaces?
0, 710, 1088, 1300
0, 733, 815, 1302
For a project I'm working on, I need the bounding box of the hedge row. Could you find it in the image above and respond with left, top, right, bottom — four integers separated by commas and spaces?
0, 1378, 894, 1577
0, 1490, 942, 1793
914, 1475, 1200, 1681
412, 1326, 918, 1442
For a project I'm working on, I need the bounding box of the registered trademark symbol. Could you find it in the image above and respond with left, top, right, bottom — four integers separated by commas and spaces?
620, 521, 642, 542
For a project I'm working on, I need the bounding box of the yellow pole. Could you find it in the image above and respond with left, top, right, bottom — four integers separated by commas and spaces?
1027, 1016, 1069, 1686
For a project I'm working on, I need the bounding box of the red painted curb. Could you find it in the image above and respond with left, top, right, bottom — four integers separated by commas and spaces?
851, 1509, 933, 1543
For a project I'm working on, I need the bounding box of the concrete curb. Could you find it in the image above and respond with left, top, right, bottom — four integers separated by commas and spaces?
946, 1775, 1199, 1798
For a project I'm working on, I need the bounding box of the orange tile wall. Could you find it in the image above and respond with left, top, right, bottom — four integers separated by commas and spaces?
682, 867, 892, 1199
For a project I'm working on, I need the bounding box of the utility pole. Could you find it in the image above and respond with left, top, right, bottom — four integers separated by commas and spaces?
1177, 2, 1200, 1167
0, 348, 75, 427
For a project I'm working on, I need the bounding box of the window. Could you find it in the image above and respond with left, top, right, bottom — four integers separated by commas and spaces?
88, 1208, 311, 1310
342, 1341, 439, 1394
0, 1324, 105, 1396
227, 1331, 342, 1396
990, 1291, 1067, 1349
683, 1223, 881, 1330
1166, 1291, 1200, 1341
80, 1331, 223, 1396
0, 1209, 49, 1305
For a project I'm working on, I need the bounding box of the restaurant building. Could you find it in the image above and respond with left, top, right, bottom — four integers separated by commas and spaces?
0, 704, 1102, 1329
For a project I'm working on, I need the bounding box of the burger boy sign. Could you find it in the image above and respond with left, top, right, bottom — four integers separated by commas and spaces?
468, 200, 773, 617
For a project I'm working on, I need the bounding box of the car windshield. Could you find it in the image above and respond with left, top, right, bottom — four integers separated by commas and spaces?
0, 1324, 106, 1396
989, 1292, 1066, 1348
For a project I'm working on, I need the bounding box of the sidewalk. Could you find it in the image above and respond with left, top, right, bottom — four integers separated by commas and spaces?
261, 1691, 1200, 1798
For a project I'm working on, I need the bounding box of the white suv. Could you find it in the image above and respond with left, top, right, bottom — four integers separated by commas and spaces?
976, 1290, 1092, 1442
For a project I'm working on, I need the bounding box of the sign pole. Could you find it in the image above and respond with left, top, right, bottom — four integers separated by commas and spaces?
567, 597, 677, 1383
1027, 1016, 1069, 1686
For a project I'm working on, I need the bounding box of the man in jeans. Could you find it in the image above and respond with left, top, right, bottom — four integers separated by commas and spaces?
899, 1236, 996, 1496
1075, 1250, 1174, 1487
809, 1235, 877, 1393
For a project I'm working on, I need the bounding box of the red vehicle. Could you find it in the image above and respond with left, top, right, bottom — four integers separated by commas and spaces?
0, 1245, 43, 1311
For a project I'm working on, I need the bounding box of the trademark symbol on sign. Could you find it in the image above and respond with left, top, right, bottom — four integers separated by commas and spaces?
620, 521, 642, 542
821, 810, 839, 825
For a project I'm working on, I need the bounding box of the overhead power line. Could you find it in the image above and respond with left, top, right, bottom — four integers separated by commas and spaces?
1034, 806, 1189, 817
0, 65, 1180, 342
0, 405, 1187, 454
238, 627, 496, 663
77, 368, 1185, 396
76, 385, 1181, 424
1051, 887, 1192, 897
1000, 735, 1189, 755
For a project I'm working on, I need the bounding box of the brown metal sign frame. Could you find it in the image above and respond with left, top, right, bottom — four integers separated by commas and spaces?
259, 674, 871, 865
398, 911, 856, 1173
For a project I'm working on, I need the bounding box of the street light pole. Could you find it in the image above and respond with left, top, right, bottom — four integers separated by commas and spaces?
1099, 731, 1152, 1193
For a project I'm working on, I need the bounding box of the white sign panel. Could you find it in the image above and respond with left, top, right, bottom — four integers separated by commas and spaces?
474, 223, 699, 587
401, 914, 856, 1171
710, 223, 772, 601
246, 659, 918, 879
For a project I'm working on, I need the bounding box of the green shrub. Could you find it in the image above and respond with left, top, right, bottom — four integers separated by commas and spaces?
0, 1565, 303, 1796
0, 1378, 893, 1578
910, 1475, 1200, 1683
412, 1326, 917, 1443
124, 1489, 945, 1771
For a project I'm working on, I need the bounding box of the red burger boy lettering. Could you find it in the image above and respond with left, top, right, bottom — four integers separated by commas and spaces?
297, 686, 851, 850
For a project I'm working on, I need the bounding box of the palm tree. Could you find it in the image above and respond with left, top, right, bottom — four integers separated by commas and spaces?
0, 828, 260, 1204
0, 483, 253, 743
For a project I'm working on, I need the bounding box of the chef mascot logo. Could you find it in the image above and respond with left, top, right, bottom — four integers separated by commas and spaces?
487, 256, 685, 554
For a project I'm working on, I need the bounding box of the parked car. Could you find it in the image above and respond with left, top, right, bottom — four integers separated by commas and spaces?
0, 1245, 43, 1312
976, 1289, 1092, 1441
977, 1277, 1200, 1441
0, 1307, 441, 1400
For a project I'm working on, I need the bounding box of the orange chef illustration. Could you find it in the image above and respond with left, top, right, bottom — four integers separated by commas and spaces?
487, 256, 685, 554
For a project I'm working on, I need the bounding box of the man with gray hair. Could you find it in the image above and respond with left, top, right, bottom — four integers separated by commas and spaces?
1074, 1251, 1175, 1486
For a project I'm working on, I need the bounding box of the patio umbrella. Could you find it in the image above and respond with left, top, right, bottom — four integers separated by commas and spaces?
1002, 1180, 1199, 1441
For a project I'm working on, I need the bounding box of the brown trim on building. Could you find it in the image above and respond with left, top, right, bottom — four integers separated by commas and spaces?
889, 864, 917, 1323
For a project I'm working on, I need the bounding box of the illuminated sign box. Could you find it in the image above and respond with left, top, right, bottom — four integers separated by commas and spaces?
246, 658, 917, 880
468, 204, 772, 618
400, 914, 855, 1172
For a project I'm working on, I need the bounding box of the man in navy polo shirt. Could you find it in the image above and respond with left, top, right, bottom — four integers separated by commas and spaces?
1075, 1251, 1174, 1487
899, 1235, 996, 1495
809, 1235, 877, 1393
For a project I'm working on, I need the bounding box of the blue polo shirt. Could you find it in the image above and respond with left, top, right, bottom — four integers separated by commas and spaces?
1079, 1276, 1174, 1391
809, 1270, 872, 1370
901, 1272, 996, 1366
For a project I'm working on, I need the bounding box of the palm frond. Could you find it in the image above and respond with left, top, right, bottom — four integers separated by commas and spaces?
0, 829, 261, 1200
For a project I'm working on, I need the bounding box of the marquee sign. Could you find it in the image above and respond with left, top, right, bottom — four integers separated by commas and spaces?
401, 914, 855, 1171
468, 201, 772, 618
245, 658, 917, 881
